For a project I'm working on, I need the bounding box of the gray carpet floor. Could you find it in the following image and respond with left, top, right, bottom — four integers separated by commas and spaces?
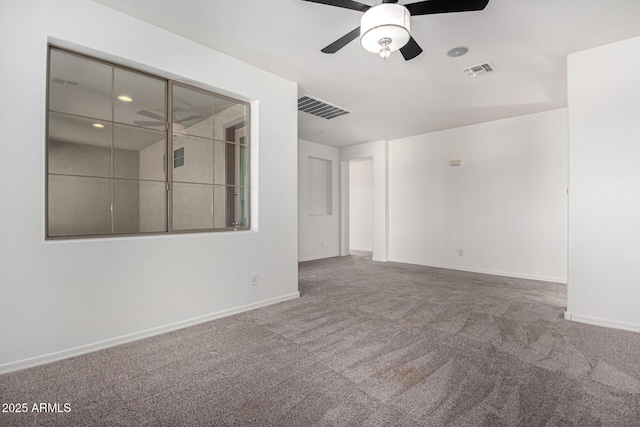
1, 252, 640, 426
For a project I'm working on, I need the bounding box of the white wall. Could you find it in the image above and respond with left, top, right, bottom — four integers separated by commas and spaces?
341, 140, 389, 262
389, 109, 568, 282
349, 159, 373, 251
298, 140, 340, 261
566, 36, 640, 332
0, 0, 299, 372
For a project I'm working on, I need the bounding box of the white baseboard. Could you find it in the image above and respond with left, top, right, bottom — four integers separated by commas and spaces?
0, 292, 300, 375
388, 257, 567, 284
299, 253, 339, 262
349, 247, 373, 252
564, 311, 640, 333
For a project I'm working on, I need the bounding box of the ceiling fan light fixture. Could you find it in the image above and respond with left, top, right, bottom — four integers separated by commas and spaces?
360, 4, 410, 58
378, 38, 391, 59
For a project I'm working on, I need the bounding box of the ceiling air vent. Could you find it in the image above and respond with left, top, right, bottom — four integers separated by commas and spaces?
298, 95, 350, 120
52, 78, 78, 86
461, 62, 495, 79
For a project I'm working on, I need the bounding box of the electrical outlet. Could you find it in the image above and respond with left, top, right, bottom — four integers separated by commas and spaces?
458, 249, 464, 256
251, 273, 259, 286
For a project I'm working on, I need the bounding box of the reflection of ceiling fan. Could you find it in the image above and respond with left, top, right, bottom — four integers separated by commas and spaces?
134, 95, 212, 128
302, 0, 489, 60
134, 110, 201, 128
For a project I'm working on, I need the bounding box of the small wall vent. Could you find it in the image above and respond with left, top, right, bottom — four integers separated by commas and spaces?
461, 62, 495, 78
298, 95, 350, 120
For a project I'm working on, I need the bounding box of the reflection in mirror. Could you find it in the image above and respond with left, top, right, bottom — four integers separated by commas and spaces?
215, 97, 247, 144
113, 179, 166, 233
213, 142, 238, 186
46, 47, 250, 237
225, 143, 236, 186
213, 142, 225, 185
114, 124, 166, 181
172, 134, 213, 184
213, 186, 241, 228
48, 175, 112, 236
49, 49, 112, 120
114, 68, 167, 130
173, 85, 214, 138
239, 145, 248, 187
48, 112, 112, 177
213, 185, 227, 229
239, 186, 249, 227
211, 143, 249, 187
173, 182, 213, 230
226, 186, 237, 227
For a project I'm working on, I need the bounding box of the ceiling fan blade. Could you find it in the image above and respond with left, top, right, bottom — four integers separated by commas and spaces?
300, 0, 370, 13
382, 0, 399, 3
406, 0, 489, 16
400, 36, 423, 60
321, 27, 361, 54
176, 115, 202, 123
136, 110, 165, 120
134, 121, 164, 127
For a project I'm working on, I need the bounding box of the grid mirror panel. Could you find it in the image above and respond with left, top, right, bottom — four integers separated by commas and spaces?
48, 175, 112, 236
171, 83, 250, 231
172, 134, 214, 184
47, 47, 249, 238
173, 85, 215, 139
113, 124, 166, 180
49, 49, 112, 121
113, 179, 167, 233
114, 68, 166, 130
173, 182, 214, 230
48, 112, 112, 178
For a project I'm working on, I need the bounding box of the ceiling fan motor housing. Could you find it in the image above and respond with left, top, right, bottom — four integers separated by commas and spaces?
360, 4, 411, 54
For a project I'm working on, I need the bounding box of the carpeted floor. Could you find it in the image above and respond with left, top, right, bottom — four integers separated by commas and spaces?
1, 252, 639, 426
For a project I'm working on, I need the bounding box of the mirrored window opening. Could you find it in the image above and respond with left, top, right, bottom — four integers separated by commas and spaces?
46, 46, 250, 239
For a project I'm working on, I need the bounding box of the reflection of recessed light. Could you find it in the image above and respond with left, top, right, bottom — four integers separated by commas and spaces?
92, 123, 104, 128
117, 95, 133, 102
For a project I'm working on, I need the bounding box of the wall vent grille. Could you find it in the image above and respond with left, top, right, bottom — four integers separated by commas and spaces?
298, 95, 350, 120
461, 62, 495, 78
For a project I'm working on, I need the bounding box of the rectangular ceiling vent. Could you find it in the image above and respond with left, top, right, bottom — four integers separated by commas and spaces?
461, 62, 495, 79
52, 78, 78, 86
298, 95, 350, 120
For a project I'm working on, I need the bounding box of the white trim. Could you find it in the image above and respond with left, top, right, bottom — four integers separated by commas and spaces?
564, 311, 640, 333
0, 292, 300, 375
299, 254, 339, 262
349, 246, 373, 252
388, 257, 567, 284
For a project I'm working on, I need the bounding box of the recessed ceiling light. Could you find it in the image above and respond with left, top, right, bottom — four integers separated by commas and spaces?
117, 95, 133, 102
447, 46, 468, 58
92, 123, 105, 128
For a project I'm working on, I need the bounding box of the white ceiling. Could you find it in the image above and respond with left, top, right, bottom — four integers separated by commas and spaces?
92, 0, 640, 148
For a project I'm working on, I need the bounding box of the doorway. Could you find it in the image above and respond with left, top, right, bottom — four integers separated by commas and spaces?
349, 159, 374, 254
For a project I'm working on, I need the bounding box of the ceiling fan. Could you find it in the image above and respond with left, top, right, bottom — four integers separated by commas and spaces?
302, 0, 490, 60
133, 110, 202, 128
134, 97, 209, 129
